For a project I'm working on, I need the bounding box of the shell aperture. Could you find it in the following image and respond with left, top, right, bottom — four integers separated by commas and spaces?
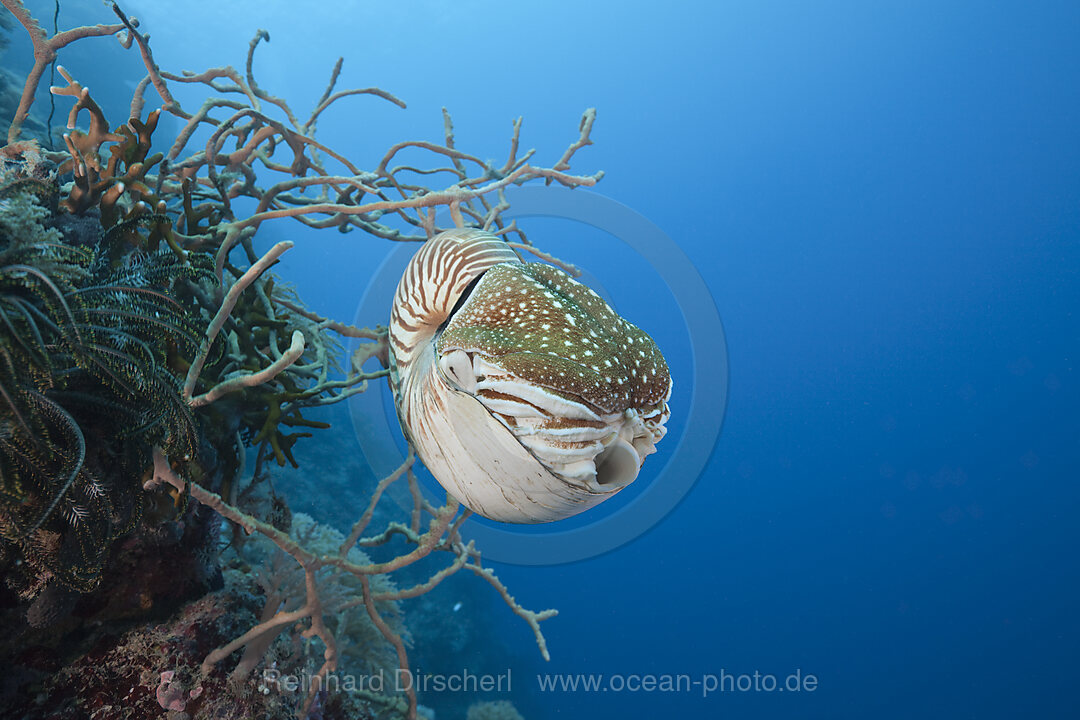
388, 229, 671, 523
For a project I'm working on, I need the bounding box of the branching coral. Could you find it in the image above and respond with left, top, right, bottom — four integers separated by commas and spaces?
1, 2, 601, 718
236, 512, 406, 685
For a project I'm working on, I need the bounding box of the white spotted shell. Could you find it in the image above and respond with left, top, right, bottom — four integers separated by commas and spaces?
389, 229, 671, 523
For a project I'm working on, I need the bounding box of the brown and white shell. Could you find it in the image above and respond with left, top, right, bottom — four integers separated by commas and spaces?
388, 228, 671, 523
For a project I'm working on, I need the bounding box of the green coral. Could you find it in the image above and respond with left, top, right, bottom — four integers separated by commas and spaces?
0, 189, 60, 243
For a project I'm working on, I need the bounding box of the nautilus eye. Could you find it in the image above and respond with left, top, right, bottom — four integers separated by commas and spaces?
388, 228, 671, 523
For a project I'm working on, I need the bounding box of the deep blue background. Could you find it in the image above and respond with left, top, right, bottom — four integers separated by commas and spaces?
6, 1, 1079, 718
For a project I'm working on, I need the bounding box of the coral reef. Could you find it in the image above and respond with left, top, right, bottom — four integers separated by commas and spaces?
0, 175, 208, 594
0, 1, 602, 718
2, 561, 385, 720
466, 701, 526, 720
228, 512, 406, 687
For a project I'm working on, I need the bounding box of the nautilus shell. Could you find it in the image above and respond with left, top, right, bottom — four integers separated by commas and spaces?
388, 229, 671, 523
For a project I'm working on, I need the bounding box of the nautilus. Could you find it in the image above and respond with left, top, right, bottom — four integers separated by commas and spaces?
388, 229, 671, 523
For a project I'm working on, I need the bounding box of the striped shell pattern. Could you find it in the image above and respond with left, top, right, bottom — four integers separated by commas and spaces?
389, 229, 671, 523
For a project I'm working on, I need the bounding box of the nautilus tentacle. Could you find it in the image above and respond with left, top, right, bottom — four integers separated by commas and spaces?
389, 228, 671, 523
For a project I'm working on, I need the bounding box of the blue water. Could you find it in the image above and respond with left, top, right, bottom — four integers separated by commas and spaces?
9, 1, 1079, 717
